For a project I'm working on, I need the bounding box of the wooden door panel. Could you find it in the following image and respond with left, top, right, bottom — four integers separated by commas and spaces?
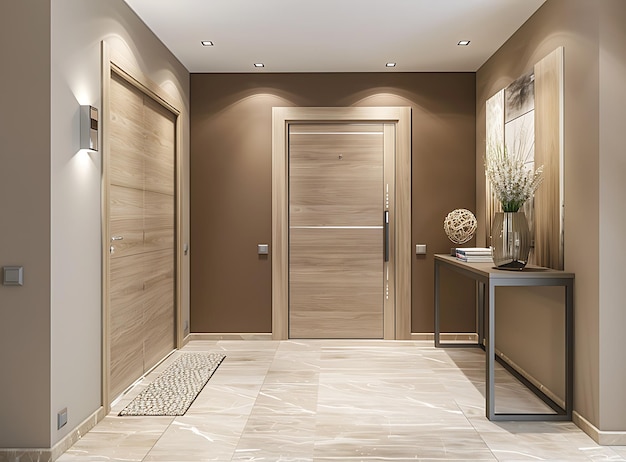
109, 338, 143, 400
288, 123, 385, 339
289, 228, 383, 338
144, 97, 175, 195
109, 120, 144, 190
109, 254, 145, 398
144, 151, 174, 195
110, 255, 144, 333
142, 250, 174, 309
143, 308, 174, 371
108, 70, 177, 403
110, 185, 144, 257
289, 126, 383, 226
142, 250, 174, 370
289, 311, 384, 338
109, 75, 145, 190
143, 191, 174, 253
293, 123, 383, 134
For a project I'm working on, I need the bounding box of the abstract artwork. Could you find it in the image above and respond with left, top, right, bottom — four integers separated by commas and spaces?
506, 70, 536, 249
485, 47, 564, 269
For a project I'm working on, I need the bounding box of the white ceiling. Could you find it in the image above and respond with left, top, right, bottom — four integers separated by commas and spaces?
123, 0, 547, 73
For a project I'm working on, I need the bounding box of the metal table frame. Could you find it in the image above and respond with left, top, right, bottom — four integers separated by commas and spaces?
434, 254, 574, 421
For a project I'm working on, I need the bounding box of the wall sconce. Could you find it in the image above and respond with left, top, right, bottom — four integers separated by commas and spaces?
80, 105, 98, 151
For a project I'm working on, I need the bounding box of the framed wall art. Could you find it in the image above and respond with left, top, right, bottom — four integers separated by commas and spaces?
485, 47, 564, 269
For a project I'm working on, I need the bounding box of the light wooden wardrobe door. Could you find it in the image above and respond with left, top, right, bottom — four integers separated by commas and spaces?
289, 124, 384, 338
109, 74, 146, 398
142, 96, 175, 371
108, 72, 175, 400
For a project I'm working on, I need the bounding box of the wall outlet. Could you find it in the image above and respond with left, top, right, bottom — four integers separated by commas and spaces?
3, 266, 23, 286
57, 408, 68, 430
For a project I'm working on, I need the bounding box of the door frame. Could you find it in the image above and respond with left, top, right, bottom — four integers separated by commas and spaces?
272, 107, 411, 340
101, 42, 184, 410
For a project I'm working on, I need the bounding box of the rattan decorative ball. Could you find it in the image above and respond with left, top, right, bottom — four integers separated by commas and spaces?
443, 209, 477, 244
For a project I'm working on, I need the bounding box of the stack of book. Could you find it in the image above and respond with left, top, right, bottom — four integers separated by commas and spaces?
455, 247, 493, 263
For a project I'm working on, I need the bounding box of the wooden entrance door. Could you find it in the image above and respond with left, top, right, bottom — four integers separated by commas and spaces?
108, 71, 176, 400
288, 124, 387, 338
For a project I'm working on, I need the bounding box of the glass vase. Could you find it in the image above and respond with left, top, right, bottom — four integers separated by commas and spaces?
490, 212, 531, 270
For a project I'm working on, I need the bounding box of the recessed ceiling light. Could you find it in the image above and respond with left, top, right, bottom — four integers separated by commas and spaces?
457, 40, 471, 46
201, 40, 214, 47
254, 63, 265, 68
386, 62, 396, 68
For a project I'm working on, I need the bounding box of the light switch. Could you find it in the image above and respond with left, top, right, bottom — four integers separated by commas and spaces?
257, 244, 269, 255
415, 244, 427, 255
3, 266, 24, 286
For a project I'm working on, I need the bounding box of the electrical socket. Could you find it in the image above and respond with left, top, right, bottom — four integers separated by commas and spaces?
57, 408, 68, 429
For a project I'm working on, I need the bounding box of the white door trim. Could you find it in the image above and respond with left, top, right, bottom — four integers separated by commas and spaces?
271, 107, 411, 340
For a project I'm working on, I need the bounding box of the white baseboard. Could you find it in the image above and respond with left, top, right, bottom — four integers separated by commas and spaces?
574, 411, 626, 446
188, 332, 273, 341
0, 406, 106, 462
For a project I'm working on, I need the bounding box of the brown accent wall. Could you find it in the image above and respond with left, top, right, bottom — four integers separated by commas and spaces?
190, 72, 476, 334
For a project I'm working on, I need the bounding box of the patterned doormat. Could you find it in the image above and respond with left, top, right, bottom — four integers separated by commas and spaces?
118, 352, 225, 416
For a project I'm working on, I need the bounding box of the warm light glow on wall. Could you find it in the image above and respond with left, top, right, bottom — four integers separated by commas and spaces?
73, 149, 99, 187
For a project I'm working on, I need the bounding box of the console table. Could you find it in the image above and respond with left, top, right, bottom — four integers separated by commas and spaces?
434, 254, 574, 421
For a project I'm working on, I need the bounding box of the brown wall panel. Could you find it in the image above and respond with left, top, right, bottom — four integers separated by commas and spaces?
190, 73, 476, 334
474, 0, 626, 432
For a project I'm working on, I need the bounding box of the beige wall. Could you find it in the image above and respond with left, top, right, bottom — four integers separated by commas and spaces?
189, 72, 477, 335
0, 0, 190, 450
598, 0, 626, 432
0, 0, 52, 448
477, 0, 626, 432
49, 0, 190, 448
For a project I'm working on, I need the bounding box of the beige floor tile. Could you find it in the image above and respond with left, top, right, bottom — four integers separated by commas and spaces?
55, 340, 626, 462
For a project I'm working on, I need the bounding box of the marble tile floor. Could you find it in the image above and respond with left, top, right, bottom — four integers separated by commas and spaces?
58, 340, 626, 462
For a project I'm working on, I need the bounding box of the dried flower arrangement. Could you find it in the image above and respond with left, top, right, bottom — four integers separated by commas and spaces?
485, 143, 544, 212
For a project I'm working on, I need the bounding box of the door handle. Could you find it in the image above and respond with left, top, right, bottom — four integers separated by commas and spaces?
384, 210, 390, 262
111, 236, 124, 241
